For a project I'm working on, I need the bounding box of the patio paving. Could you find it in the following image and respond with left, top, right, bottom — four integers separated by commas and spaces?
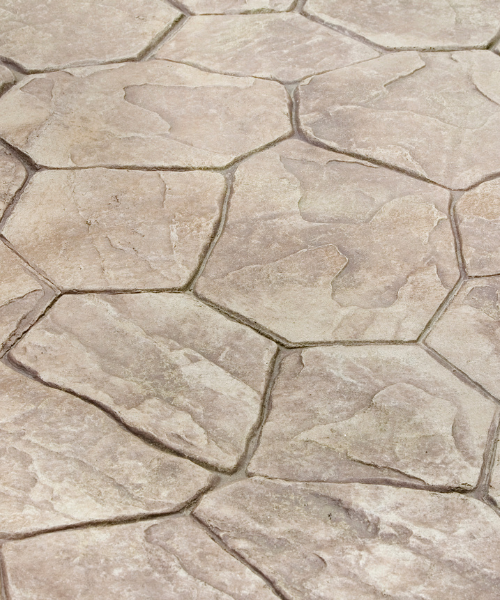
0, 0, 500, 598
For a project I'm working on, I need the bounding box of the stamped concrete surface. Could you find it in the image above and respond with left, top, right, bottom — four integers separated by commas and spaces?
1, 1, 500, 598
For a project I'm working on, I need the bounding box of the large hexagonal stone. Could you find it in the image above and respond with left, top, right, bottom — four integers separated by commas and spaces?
196, 139, 459, 343
0, 146, 26, 219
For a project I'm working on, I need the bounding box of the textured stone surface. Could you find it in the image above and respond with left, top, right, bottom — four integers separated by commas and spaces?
304, 0, 500, 50
0, 363, 215, 536
0, 60, 291, 168
157, 14, 378, 82
0, 65, 15, 93
0, 146, 26, 219
178, 0, 293, 13
250, 345, 495, 488
2, 169, 226, 291
427, 277, 500, 398
0, 0, 181, 71
11, 293, 277, 471
455, 180, 500, 275
299, 50, 500, 189
196, 478, 500, 600
197, 139, 458, 343
490, 430, 500, 504
3, 516, 280, 599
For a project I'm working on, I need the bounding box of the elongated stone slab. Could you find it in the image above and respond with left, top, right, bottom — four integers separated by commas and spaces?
10, 293, 277, 471
0, 146, 26, 219
0, 61, 291, 168
157, 14, 378, 82
2, 169, 225, 291
179, 0, 293, 13
0, 65, 15, 93
299, 50, 500, 189
490, 428, 500, 504
196, 139, 458, 342
195, 478, 500, 599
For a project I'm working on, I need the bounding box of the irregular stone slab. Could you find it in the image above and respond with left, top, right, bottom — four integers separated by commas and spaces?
157, 14, 378, 82
250, 345, 495, 488
0, 146, 26, 219
0, 363, 215, 536
304, 0, 500, 50
0, 0, 181, 71
0, 61, 291, 168
490, 428, 500, 504
179, 0, 293, 13
299, 50, 500, 189
2, 169, 225, 291
196, 139, 458, 342
427, 277, 500, 398
3, 516, 279, 599
11, 293, 277, 471
195, 478, 500, 600
0, 65, 15, 93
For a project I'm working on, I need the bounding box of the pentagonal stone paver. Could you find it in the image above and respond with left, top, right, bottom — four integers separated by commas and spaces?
178, 0, 293, 13
196, 139, 458, 343
455, 179, 500, 275
0, 0, 181, 71
0, 65, 15, 93
427, 277, 500, 398
249, 346, 495, 488
298, 50, 500, 189
156, 14, 378, 82
2, 169, 226, 291
304, 0, 500, 50
0, 146, 26, 219
2, 516, 280, 600
195, 478, 500, 600
0, 61, 291, 168
0, 363, 215, 536
10, 293, 277, 472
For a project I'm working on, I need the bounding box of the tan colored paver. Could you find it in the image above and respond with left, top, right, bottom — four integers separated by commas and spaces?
10, 293, 277, 472
0, 146, 26, 219
0, 0, 181, 72
298, 50, 500, 189
0, 65, 15, 93
0, 61, 291, 168
2, 169, 225, 291
195, 478, 500, 600
178, 0, 293, 13
304, 0, 500, 50
196, 139, 458, 343
156, 14, 378, 82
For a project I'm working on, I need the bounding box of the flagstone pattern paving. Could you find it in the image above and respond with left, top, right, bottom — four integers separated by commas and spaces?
1, 0, 500, 598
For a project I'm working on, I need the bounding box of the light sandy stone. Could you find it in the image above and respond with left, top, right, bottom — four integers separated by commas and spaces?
195, 478, 500, 600
0, 146, 26, 219
0, 60, 291, 168
196, 139, 458, 343
427, 277, 500, 398
0, 363, 215, 536
0, 0, 181, 71
299, 50, 500, 189
2, 169, 225, 291
157, 14, 378, 82
250, 346, 495, 488
11, 293, 277, 471
178, 0, 293, 13
0, 65, 15, 93
490, 428, 500, 504
304, 0, 500, 50
3, 516, 280, 599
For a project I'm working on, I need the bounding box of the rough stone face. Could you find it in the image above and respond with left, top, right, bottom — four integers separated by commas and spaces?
178, 0, 293, 13
298, 50, 500, 189
427, 277, 500, 398
490, 429, 500, 504
10, 293, 277, 471
3, 516, 280, 599
0, 65, 15, 93
195, 478, 500, 600
304, 0, 500, 50
0, 60, 291, 168
0, 0, 181, 71
455, 180, 500, 275
157, 14, 378, 82
0, 363, 215, 536
0, 146, 26, 219
249, 345, 495, 488
2, 169, 226, 291
196, 139, 458, 343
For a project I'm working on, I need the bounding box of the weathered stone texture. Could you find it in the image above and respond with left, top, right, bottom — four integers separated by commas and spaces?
490, 429, 500, 504
178, 0, 293, 13
0, 146, 26, 219
0, 65, 15, 93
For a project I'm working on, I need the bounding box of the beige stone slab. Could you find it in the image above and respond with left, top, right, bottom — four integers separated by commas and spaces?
0, 65, 15, 93
0, 61, 291, 168
2, 169, 225, 291
427, 277, 500, 399
196, 139, 458, 343
157, 14, 378, 82
0, 0, 181, 71
304, 0, 500, 50
298, 50, 500, 189
0, 363, 215, 536
0, 146, 26, 219
180, 0, 293, 13
3, 515, 279, 599
10, 293, 277, 471
490, 428, 500, 504
195, 478, 500, 600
